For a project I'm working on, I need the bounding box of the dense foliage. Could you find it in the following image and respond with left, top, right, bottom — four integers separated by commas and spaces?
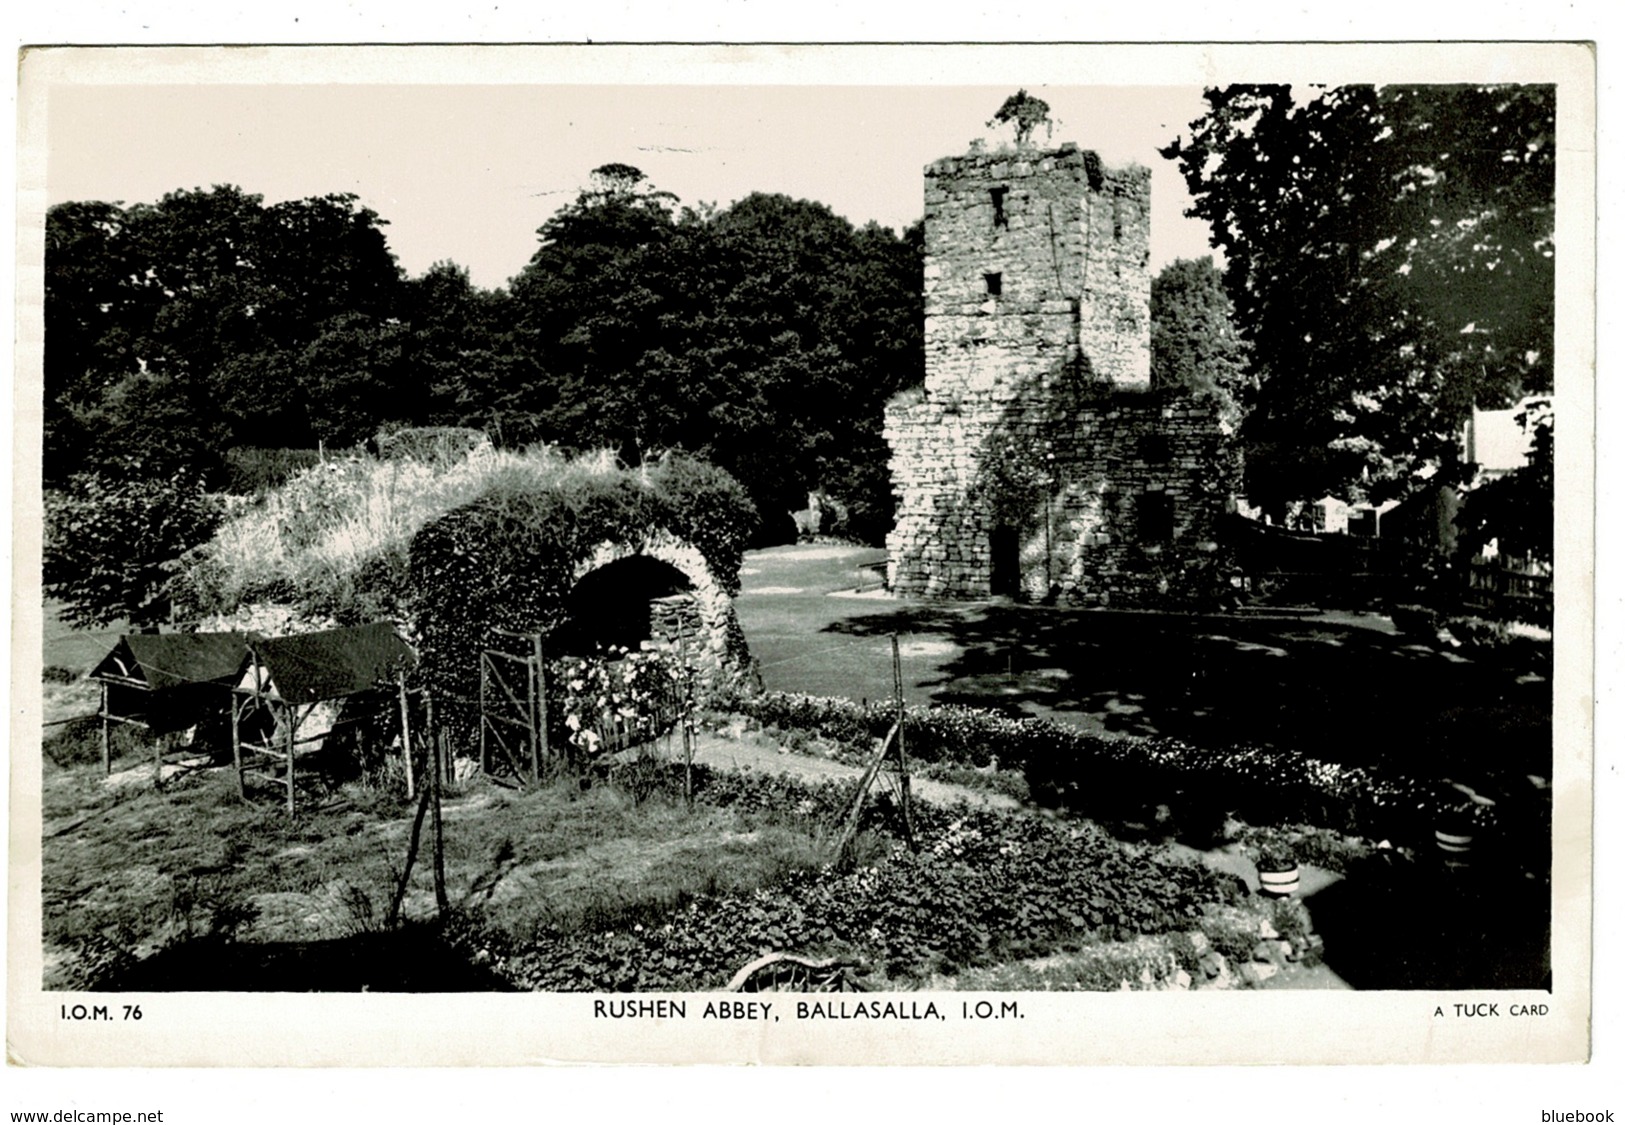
408, 453, 757, 697
507, 175, 922, 542
724, 691, 1549, 864
45, 189, 404, 483
1162, 85, 1555, 515
1149, 257, 1252, 397
44, 472, 223, 628
46, 170, 922, 544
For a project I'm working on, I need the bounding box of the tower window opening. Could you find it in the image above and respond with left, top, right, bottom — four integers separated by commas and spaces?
984, 272, 1003, 298
990, 186, 1008, 228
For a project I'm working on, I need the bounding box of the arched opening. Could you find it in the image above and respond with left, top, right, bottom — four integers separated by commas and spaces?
554, 554, 696, 657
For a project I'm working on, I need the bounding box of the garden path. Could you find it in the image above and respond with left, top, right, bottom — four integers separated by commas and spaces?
683, 729, 1021, 811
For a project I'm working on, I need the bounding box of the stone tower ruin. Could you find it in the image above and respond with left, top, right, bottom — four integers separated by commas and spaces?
885, 140, 1239, 605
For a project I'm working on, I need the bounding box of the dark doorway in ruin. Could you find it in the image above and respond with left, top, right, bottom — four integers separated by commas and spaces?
990, 526, 1021, 598
555, 555, 694, 656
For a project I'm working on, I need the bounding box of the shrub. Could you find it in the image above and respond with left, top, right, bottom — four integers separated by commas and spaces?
1199, 907, 1266, 966
45, 472, 224, 628
1234, 823, 1377, 875
918, 762, 1032, 804
221, 447, 323, 495
641, 454, 759, 598
1442, 615, 1553, 671
726, 690, 1549, 859
43, 716, 147, 769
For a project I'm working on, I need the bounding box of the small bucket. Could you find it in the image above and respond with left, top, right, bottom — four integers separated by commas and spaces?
1258, 865, 1300, 897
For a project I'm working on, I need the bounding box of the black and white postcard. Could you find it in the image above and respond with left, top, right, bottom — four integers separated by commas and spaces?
8, 41, 1596, 1071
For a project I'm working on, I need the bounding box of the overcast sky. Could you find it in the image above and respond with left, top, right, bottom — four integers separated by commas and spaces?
46, 84, 1222, 290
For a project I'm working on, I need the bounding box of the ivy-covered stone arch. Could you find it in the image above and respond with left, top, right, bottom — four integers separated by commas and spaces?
560, 531, 752, 686
407, 454, 760, 704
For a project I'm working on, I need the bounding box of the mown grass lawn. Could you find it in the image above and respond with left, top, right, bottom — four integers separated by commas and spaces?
736, 545, 1552, 786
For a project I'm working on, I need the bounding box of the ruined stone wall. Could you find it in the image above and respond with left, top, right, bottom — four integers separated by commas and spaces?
887, 141, 1238, 605
887, 388, 1237, 604
921, 142, 1151, 401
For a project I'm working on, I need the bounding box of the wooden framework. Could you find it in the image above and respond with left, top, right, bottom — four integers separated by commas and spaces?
833, 634, 917, 870
89, 632, 247, 784
229, 626, 421, 814
478, 628, 549, 784
92, 660, 177, 783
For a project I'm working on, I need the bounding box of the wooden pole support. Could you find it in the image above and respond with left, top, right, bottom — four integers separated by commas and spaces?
423, 690, 441, 788
99, 681, 111, 777
680, 629, 693, 811
833, 721, 899, 872
285, 702, 297, 816
479, 654, 489, 777
430, 716, 449, 915
398, 677, 416, 801
231, 693, 245, 800
531, 632, 548, 777
388, 781, 434, 929
892, 634, 916, 851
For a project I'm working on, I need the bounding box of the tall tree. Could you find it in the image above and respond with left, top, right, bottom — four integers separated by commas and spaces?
1161, 84, 1554, 514
394, 260, 523, 436
1149, 256, 1251, 398
507, 172, 922, 543
508, 163, 683, 460
43, 187, 405, 482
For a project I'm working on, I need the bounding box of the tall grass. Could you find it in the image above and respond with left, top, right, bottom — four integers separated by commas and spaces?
176, 444, 625, 626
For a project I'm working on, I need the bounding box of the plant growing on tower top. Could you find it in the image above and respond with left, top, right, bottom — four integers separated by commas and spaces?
988, 89, 1053, 147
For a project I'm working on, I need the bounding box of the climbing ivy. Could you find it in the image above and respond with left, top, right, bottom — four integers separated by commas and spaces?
407, 453, 756, 697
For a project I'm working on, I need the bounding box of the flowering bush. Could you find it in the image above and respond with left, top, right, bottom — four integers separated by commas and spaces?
549, 648, 688, 756
1251, 837, 1299, 872
726, 691, 1548, 858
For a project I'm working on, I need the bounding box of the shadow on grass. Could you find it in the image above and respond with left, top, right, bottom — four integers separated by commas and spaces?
824, 603, 1551, 781
101, 924, 515, 992
1304, 858, 1551, 991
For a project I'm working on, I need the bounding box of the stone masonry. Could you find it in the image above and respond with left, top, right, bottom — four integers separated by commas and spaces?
885, 140, 1239, 605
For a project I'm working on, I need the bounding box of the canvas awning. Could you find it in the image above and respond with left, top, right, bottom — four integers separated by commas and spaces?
90, 631, 252, 734
91, 631, 250, 692
241, 622, 417, 704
